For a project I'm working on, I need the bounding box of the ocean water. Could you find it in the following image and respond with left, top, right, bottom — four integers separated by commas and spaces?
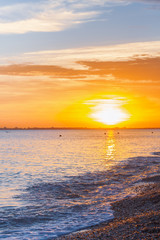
0, 129, 160, 239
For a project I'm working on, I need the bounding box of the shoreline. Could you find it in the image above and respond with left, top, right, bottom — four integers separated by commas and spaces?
56, 175, 160, 239
0, 128, 160, 130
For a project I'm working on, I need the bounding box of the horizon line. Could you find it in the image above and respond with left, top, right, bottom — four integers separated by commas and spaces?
0, 127, 160, 130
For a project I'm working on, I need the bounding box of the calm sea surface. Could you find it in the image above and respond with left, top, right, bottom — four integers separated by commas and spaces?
0, 129, 160, 239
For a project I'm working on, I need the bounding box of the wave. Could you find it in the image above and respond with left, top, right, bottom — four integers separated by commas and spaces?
0, 153, 159, 238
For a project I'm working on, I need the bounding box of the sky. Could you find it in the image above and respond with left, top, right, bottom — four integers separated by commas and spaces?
0, 0, 160, 128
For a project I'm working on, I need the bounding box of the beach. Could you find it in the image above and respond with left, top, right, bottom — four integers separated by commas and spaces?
57, 175, 160, 239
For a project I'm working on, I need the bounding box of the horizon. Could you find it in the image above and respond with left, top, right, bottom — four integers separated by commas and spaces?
0, 1, 160, 128
0, 127, 160, 130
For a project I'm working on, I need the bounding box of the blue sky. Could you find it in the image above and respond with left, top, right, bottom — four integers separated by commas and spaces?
0, 0, 159, 57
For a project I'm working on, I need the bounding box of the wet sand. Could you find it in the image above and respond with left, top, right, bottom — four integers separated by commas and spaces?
56, 175, 160, 239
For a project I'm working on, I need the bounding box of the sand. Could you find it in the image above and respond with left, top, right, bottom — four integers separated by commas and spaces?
56, 175, 160, 239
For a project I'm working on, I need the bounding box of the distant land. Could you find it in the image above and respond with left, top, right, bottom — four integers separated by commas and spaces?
0, 127, 159, 130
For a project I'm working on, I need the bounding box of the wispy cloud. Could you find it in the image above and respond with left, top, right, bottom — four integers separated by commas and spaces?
2, 41, 159, 70
0, 2, 99, 34
134, 0, 160, 3
0, 0, 159, 35
0, 0, 130, 34
0, 48, 159, 110
0, 43, 159, 87
0, 0, 159, 34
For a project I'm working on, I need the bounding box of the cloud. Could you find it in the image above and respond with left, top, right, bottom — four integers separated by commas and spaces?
0, 0, 159, 34
2, 41, 159, 70
134, 0, 160, 3
0, 41, 159, 96
0, 41, 159, 102
0, 53, 159, 86
0, 50, 159, 110
0, 0, 108, 34
0, 0, 133, 34
0, 3, 99, 34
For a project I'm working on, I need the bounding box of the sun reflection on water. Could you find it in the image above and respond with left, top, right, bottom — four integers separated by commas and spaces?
104, 130, 116, 167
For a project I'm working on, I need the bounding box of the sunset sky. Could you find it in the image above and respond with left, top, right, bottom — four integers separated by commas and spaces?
0, 0, 160, 128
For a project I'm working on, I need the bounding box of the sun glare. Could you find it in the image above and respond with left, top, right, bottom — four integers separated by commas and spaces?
87, 98, 130, 125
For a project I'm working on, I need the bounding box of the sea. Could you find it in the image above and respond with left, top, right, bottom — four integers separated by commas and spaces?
0, 129, 160, 239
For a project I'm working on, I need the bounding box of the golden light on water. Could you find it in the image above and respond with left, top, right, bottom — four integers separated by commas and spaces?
87, 97, 130, 126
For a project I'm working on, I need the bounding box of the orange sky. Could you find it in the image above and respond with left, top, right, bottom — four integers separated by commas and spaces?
0, 48, 160, 128
0, 1, 160, 128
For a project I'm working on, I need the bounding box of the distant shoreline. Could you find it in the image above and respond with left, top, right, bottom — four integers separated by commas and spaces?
0, 128, 160, 130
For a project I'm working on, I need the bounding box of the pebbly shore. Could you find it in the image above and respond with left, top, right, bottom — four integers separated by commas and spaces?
56, 175, 160, 240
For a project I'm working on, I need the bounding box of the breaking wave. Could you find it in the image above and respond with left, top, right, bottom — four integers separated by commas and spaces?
0, 153, 159, 239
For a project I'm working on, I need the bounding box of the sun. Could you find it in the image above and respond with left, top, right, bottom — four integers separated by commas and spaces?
87, 98, 130, 125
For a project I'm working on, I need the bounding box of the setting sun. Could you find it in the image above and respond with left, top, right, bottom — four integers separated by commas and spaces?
87, 98, 130, 126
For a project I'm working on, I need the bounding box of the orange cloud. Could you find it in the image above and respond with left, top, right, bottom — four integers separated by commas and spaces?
0, 53, 159, 128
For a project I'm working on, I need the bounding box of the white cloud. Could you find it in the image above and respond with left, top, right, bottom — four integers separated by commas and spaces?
0, 0, 158, 34
133, 0, 160, 3
0, 0, 129, 34
8, 41, 159, 69
0, 10, 98, 34
0, 1, 100, 34
0, 41, 159, 70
